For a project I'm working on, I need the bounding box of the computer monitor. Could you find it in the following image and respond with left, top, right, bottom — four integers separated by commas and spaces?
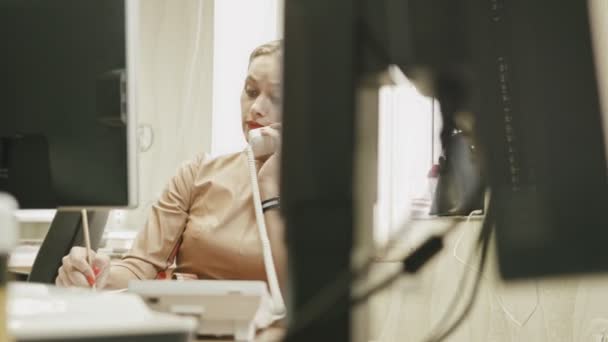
282, 0, 608, 339
0, 0, 138, 209
357, 0, 608, 279
0, 0, 139, 283
472, 0, 608, 279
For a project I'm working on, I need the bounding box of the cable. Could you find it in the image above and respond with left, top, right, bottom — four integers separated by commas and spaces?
286, 216, 468, 340
351, 235, 444, 307
423, 202, 494, 342
452, 210, 483, 266
246, 146, 286, 317
285, 177, 485, 340
495, 282, 539, 328
409, 213, 484, 342
427, 225, 491, 342
351, 210, 483, 306
452, 210, 539, 328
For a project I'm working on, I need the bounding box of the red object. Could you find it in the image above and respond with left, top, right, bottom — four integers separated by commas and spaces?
428, 164, 440, 178
155, 237, 183, 280
246, 121, 264, 130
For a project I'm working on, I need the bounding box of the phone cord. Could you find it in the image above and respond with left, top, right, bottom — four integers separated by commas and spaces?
246, 146, 287, 317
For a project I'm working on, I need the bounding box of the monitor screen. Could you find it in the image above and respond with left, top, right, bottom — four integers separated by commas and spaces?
473, 0, 608, 278
376, 0, 608, 279
0, 0, 138, 209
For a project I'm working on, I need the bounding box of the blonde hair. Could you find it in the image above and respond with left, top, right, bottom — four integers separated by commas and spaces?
248, 40, 283, 64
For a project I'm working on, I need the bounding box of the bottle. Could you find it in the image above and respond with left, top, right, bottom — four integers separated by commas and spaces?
0, 193, 17, 342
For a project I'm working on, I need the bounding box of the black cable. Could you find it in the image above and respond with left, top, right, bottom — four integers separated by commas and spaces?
423, 203, 494, 342
285, 171, 484, 340
288, 213, 486, 341
419, 221, 485, 342
285, 217, 422, 338
429, 222, 492, 342
286, 216, 470, 340
350, 206, 489, 309
348, 201, 492, 342
351, 271, 402, 308
351, 235, 444, 307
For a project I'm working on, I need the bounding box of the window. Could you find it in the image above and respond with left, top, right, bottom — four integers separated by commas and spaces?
375, 79, 441, 245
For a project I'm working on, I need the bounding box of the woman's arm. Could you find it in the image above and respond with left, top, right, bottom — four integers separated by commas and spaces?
104, 264, 140, 289
104, 155, 204, 289
259, 171, 288, 293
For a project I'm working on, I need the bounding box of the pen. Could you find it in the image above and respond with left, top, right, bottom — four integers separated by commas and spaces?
81, 209, 96, 290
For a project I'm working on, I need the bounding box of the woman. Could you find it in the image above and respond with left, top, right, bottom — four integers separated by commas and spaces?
55, 41, 287, 290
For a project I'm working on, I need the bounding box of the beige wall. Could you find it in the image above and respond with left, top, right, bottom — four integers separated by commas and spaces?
369, 218, 608, 342
122, 0, 215, 230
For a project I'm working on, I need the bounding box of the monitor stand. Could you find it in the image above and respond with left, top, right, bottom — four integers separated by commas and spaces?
27, 209, 109, 284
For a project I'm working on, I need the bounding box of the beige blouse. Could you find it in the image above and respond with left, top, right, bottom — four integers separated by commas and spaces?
110, 150, 283, 285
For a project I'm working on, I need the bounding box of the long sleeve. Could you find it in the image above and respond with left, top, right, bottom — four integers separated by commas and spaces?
106, 155, 205, 289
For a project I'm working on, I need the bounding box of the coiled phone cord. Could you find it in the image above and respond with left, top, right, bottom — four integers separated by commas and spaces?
246, 145, 287, 318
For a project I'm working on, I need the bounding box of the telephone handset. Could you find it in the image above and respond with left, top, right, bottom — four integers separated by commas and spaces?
248, 127, 278, 159
245, 127, 286, 318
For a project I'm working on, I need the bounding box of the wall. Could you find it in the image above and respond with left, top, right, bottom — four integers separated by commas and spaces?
121, 0, 215, 230
369, 218, 608, 342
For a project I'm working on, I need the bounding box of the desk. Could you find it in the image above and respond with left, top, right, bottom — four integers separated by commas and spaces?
8, 243, 127, 276
13, 217, 608, 341
8, 244, 38, 275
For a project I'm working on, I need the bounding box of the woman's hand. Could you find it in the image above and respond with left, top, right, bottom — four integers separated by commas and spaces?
55, 247, 111, 288
257, 123, 281, 198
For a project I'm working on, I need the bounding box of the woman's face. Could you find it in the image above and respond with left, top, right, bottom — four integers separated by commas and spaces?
240, 54, 282, 140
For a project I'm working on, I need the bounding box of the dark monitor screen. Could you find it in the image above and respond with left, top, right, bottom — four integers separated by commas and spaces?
0, 0, 138, 209
473, 0, 608, 279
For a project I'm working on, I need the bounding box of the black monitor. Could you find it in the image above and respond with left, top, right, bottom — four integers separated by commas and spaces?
0, 0, 138, 209
359, 0, 608, 279
282, 0, 608, 339
0, 0, 139, 283
472, 0, 608, 279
